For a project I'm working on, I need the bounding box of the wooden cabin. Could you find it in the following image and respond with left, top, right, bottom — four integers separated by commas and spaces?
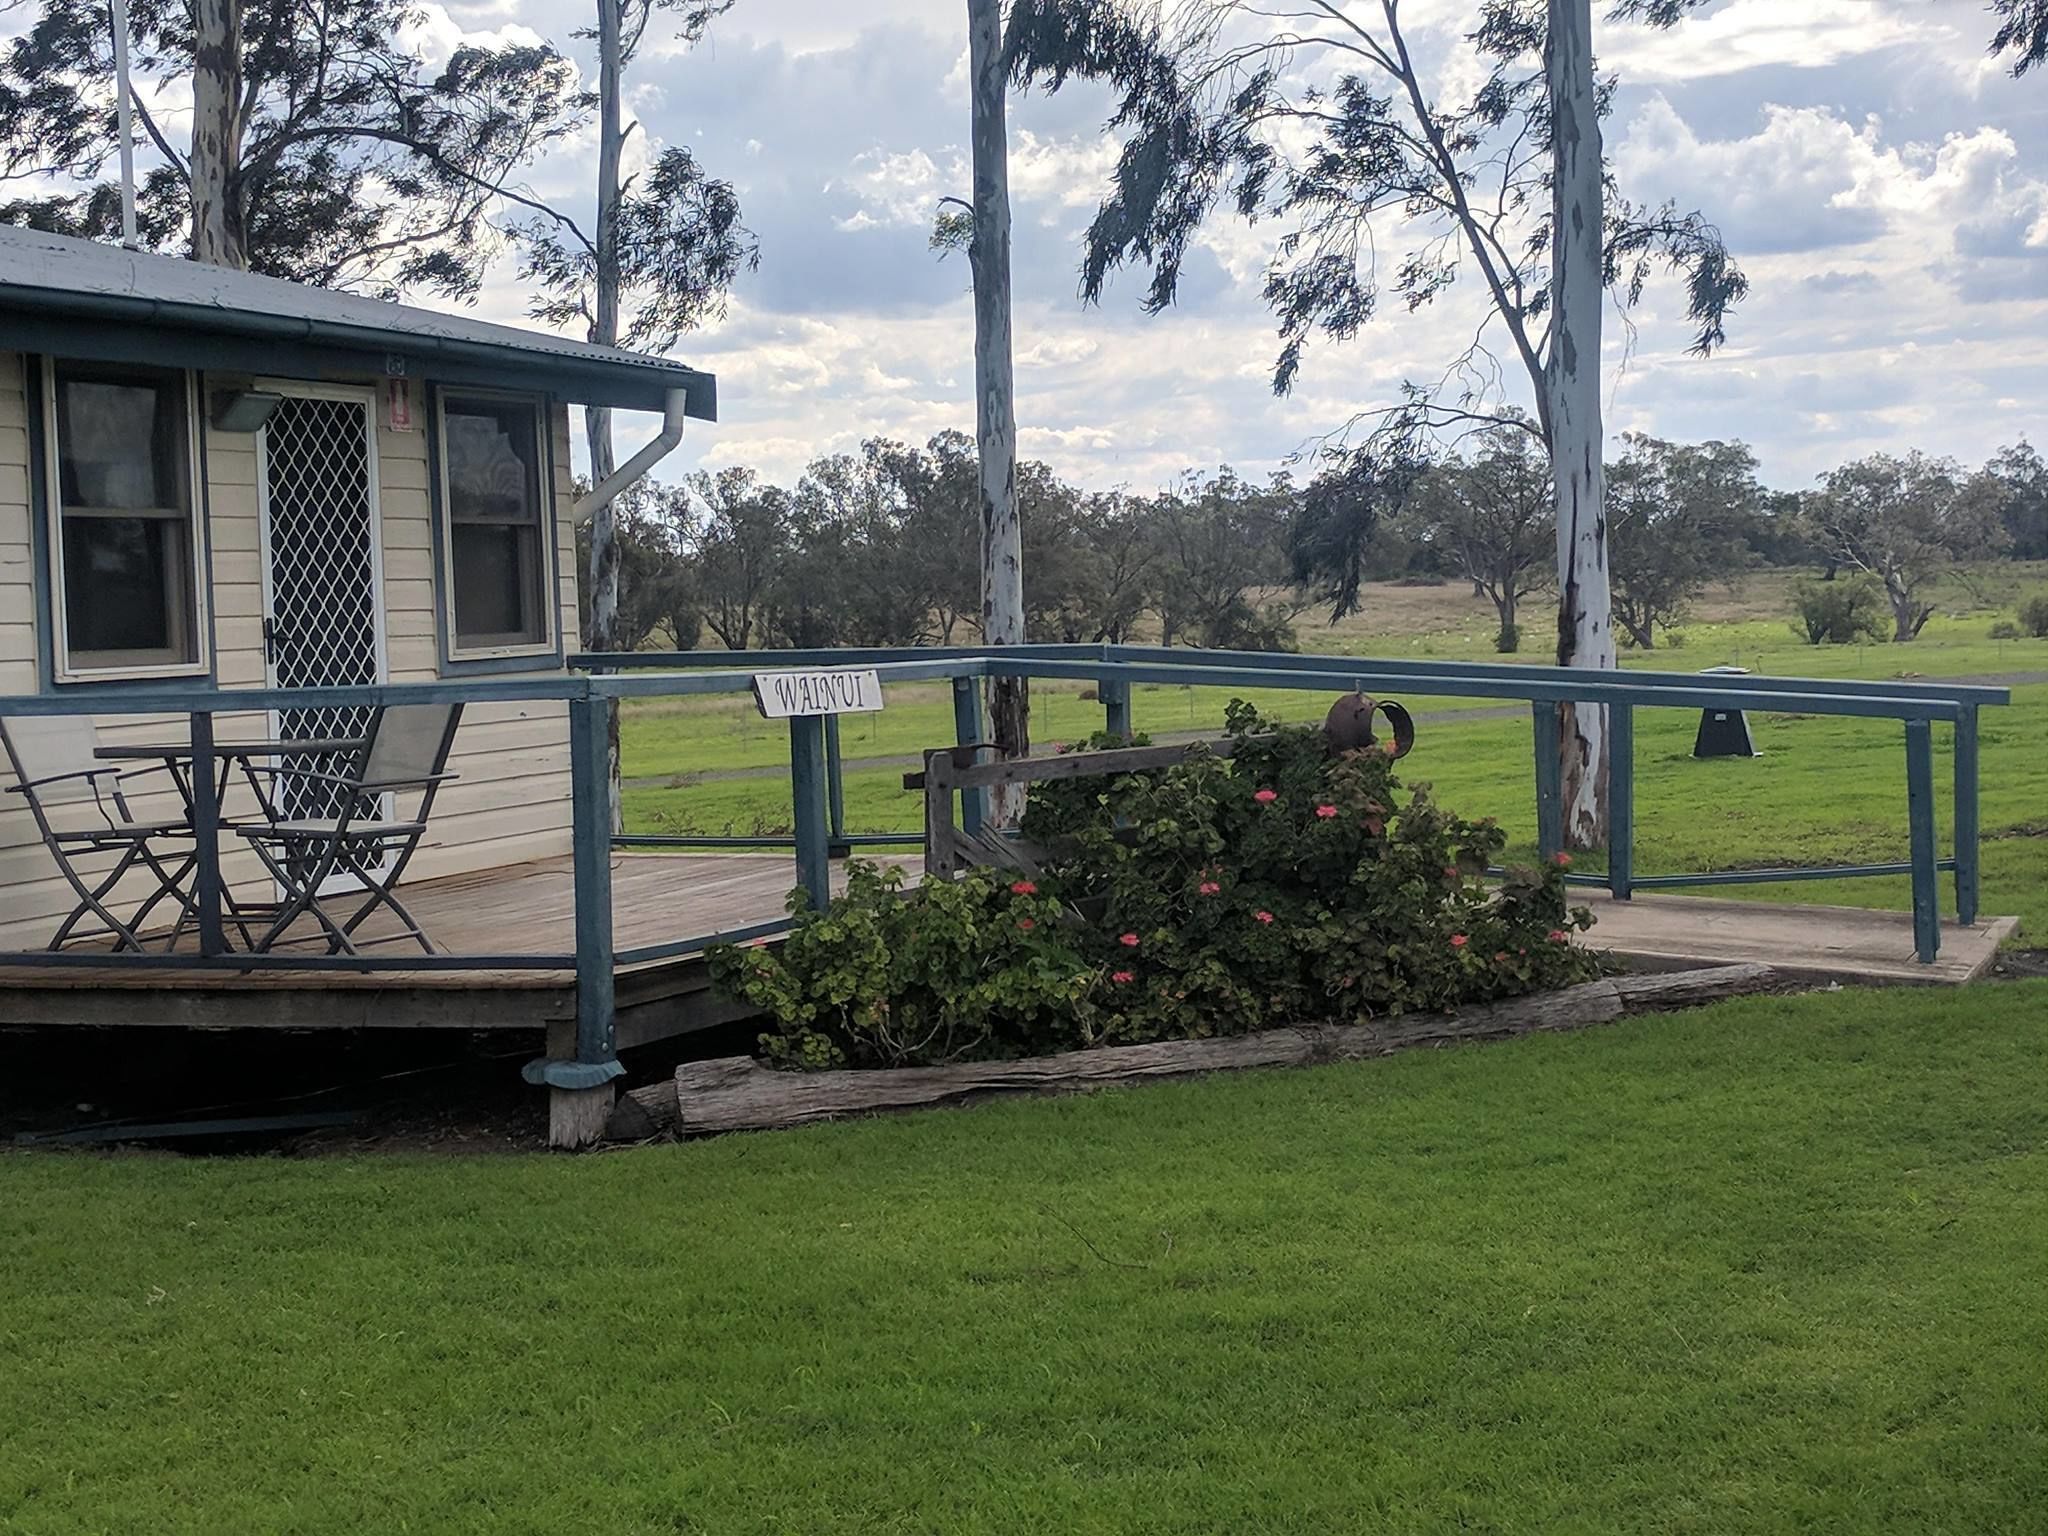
0, 224, 715, 952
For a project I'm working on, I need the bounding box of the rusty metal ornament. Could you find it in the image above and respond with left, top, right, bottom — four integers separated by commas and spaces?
1323, 692, 1415, 759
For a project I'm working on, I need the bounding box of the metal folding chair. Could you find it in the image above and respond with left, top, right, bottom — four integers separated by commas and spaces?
233, 703, 465, 955
1, 715, 199, 952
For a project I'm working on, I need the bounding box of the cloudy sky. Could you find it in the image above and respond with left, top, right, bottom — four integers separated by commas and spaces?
50, 0, 2048, 492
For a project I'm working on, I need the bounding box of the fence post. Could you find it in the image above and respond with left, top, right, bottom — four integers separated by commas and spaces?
823, 714, 849, 857
789, 713, 831, 911
188, 709, 225, 956
1607, 702, 1633, 900
951, 675, 986, 838
1101, 677, 1133, 741
1953, 704, 1979, 926
1905, 717, 1939, 964
1531, 701, 1563, 861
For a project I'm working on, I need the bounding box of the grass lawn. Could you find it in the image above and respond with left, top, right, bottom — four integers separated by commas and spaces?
4, 982, 2045, 1533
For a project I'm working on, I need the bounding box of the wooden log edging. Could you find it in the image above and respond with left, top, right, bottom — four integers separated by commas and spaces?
604, 963, 1781, 1140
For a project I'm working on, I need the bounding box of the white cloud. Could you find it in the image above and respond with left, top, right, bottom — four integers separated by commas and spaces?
1601, 0, 1959, 83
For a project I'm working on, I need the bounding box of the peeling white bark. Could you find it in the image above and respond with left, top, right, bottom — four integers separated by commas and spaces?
967, 0, 1028, 822
189, 0, 244, 268
1547, 0, 1613, 848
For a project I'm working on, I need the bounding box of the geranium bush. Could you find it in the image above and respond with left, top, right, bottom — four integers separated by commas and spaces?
710, 702, 1598, 1069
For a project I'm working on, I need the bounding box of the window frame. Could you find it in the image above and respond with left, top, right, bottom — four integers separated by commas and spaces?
431, 387, 560, 665
39, 356, 211, 684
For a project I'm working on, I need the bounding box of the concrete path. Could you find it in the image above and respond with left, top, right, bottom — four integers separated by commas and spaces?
1577, 889, 2018, 985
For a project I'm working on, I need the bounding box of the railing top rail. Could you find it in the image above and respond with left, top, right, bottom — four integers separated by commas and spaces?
574, 642, 2011, 708
984, 656, 1974, 721
0, 643, 2007, 718
1098, 644, 2013, 706
573, 643, 1087, 671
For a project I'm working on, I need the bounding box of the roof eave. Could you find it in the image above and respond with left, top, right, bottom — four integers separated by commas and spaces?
0, 285, 717, 420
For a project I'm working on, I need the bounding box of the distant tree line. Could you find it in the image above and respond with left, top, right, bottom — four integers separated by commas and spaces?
583, 433, 2048, 656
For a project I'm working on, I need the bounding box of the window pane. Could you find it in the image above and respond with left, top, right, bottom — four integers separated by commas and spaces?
61, 515, 192, 660
444, 400, 539, 525
452, 524, 542, 645
55, 372, 180, 511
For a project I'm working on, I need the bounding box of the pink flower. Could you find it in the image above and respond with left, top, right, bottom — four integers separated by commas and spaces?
1198, 881, 1221, 896
1016, 918, 1035, 932
1009, 879, 1038, 896
1111, 970, 1135, 984
1315, 804, 1338, 819
1255, 910, 1275, 925
1495, 951, 1509, 963
1548, 929, 1569, 943
1450, 933, 1469, 949
1120, 932, 1140, 948
1443, 864, 1460, 879
1253, 788, 1278, 804
1553, 852, 1572, 869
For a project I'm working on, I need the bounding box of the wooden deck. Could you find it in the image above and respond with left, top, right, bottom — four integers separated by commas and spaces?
0, 854, 2015, 1043
0, 853, 905, 1046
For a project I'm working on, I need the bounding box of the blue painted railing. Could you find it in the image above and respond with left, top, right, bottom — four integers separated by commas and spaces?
0, 645, 2011, 1091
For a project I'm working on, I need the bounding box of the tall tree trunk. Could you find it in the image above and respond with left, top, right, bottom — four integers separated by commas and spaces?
584, 0, 627, 832
968, 0, 1027, 820
1546, 0, 1612, 849
189, 0, 244, 267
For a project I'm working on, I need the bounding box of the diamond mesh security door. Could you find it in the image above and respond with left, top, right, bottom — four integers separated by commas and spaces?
259, 391, 387, 878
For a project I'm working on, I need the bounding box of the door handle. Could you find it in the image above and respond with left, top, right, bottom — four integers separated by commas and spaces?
263, 616, 291, 664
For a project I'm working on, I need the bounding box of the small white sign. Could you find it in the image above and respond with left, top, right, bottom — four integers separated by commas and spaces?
752, 668, 886, 718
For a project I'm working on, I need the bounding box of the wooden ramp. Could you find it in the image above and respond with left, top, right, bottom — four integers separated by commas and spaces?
0, 856, 2013, 1044
1576, 889, 2018, 986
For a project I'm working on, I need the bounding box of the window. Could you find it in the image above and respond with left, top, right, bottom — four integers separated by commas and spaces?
43, 360, 205, 678
438, 393, 552, 655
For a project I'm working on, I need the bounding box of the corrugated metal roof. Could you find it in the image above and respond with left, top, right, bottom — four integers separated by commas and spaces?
0, 223, 716, 418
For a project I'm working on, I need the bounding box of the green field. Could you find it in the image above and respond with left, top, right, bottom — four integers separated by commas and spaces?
621, 570, 2048, 944
6, 982, 2045, 1533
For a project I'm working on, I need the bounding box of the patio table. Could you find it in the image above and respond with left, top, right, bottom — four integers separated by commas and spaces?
95, 737, 366, 951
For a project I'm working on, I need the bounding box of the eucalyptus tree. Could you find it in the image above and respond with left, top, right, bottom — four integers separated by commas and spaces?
1804, 454, 2010, 642
689, 467, 795, 652
965, 0, 1030, 818
1007, 0, 1745, 844
516, 0, 757, 825
1605, 434, 1760, 649
1, 0, 588, 290
1414, 427, 1555, 653
1990, 0, 2048, 73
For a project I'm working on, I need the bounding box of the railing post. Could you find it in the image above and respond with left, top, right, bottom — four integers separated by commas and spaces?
1953, 704, 1979, 926
189, 709, 225, 956
1905, 717, 1939, 964
523, 689, 626, 1149
1607, 702, 1633, 900
1531, 701, 1563, 862
823, 714, 849, 857
569, 692, 617, 1065
1101, 677, 1133, 742
951, 675, 986, 839
789, 713, 831, 910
